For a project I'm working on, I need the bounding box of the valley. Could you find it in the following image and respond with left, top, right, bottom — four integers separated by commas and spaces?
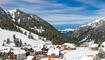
53, 24, 83, 35
0, 7, 105, 60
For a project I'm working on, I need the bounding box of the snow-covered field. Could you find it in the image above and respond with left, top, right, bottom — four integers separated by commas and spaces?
64, 47, 98, 60
41, 47, 98, 60
0, 28, 51, 51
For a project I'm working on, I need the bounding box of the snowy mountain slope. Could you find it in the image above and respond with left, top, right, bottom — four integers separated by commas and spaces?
0, 8, 49, 49
68, 17, 105, 44
7, 8, 73, 44
0, 27, 51, 50
81, 17, 105, 27
0, 7, 73, 44
6, 9, 55, 29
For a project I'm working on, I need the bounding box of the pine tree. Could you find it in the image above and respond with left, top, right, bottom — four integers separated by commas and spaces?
13, 34, 16, 39
24, 32, 27, 35
2, 43, 4, 46
7, 38, 10, 44
30, 34, 34, 39
20, 40, 22, 47
4, 40, 6, 42
24, 43, 26, 45
13, 34, 18, 47
28, 32, 34, 39
28, 32, 31, 38
16, 39, 19, 47
2, 40, 6, 46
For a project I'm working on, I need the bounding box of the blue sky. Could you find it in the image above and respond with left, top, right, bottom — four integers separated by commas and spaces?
0, 0, 105, 25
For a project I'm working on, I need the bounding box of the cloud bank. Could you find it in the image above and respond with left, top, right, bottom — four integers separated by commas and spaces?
0, 0, 105, 25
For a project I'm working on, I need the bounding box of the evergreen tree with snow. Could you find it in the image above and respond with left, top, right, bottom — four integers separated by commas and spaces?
2, 40, 6, 46
16, 39, 19, 47
28, 32, 34, 39
4, 40, 6, 42
20, 40, 22, 47
13, 34, 16, 39
24, 31, 27, 35
2, 43, 4, 46
7, 38, 10, 44
13, 34, 18, 47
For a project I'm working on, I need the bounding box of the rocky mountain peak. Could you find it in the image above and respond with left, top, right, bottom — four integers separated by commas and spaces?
81, 17, 105, 28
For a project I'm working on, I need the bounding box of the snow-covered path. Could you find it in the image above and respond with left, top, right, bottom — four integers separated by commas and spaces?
42, 47, 98, 60
64, 47, 98, 60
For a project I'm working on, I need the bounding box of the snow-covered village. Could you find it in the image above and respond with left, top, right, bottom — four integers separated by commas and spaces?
0, 26, 99, 60
1, 0, 105, 60
0, 27, 105, 60
0, 26, 103, 60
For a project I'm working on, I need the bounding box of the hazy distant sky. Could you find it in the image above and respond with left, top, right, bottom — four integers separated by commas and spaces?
0, 0, 105, 25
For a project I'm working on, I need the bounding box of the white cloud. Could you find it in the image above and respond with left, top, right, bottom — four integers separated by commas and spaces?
22, 0, 85, 12
42, 14, 99, 21
39, 14, 103, 25
74, 0, 105, 8
18, 6, 85, 14
49, 21, 86, 25
23, 0, 48, 4
96, 8, 105, 15
0, 0, 104, 25
0, 0, 18, 4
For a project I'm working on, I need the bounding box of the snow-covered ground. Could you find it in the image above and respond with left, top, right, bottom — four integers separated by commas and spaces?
64, 47, 98, 60
0, 28, 51, 50
41, 47, 98, 60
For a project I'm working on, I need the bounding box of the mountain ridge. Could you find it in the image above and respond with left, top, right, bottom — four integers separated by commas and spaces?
0, 7, 73, 45
68, 17, 105, 44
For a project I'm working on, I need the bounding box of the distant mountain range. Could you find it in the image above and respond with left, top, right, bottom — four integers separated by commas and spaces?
53, 24, 84, 35
59, 29, 74, 35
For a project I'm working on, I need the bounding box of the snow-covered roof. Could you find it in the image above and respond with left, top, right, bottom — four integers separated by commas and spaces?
0, 46, 26, 54
33, 48, 41, 52
0, 46, 10, 53
82, 41, 94, 46
27, 56, 34, 60
0, 49, 10, 53
89, 44, 98, 48
46, 45, 53, 49
64, 43, 76, 48
11, 50, 26, 54
47, 48, 60, 56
